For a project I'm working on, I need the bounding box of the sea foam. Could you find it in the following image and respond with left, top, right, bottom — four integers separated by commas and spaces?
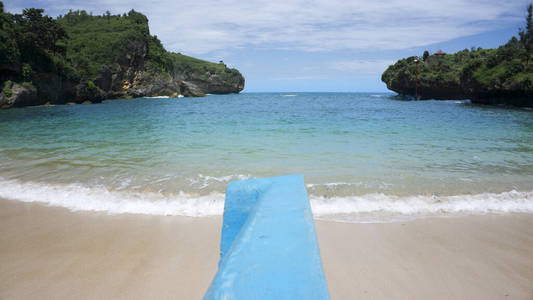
310, 191, 533, 222
0, 178, 532, 222
145, 96, 170, 99
0, 178, 224, 216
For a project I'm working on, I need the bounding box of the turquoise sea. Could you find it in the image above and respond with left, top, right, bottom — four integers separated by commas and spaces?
1, 93, 532, 222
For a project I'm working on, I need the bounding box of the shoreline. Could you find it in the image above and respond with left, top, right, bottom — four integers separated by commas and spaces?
1, 198, 532, 299
1, 176, 532, 221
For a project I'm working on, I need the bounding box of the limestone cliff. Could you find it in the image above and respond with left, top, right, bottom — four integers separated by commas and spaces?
381, 39, 533, 108
0, 7, 244, 109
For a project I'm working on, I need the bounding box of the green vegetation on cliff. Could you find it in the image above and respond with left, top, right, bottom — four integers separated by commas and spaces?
0, 2, 244, 108
0, 4, 71, 79
55, 9, 243, 85
56, 10, 150, 78
382, 4, 533, 107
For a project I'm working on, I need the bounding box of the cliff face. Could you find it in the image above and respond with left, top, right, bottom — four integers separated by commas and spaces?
0, 8, 244, 109
0, 81, 38, 108
86, 39, 245, 101
381, 41, 533, 108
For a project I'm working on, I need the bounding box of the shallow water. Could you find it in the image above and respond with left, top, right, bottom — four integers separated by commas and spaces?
1, 93, 532, 221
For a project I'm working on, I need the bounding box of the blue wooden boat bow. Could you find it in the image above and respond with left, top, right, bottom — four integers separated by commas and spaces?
204, 174, 330, 300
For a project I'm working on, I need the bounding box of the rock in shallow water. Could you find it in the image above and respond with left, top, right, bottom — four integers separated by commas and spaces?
0, 82, 39, 109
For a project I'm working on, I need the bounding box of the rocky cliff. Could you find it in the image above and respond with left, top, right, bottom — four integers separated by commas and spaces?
382, 4, 533, 108
381, 49, 533, 108
382, 46, 533, 108
0, 6, 244, 109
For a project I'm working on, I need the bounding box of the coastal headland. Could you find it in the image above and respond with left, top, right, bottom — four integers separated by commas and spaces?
381, 5, 533, 108
0, 4, 245, 109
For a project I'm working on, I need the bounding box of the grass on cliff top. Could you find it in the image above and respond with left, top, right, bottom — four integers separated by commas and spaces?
57, 10, 150, 78
382, 42, 533, 92
56, 9, 242, 84
167, 52, 242, 84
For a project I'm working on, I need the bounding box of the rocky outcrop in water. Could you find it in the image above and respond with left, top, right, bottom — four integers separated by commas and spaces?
381, 52, 533, 107
0, 81, 38, 108
381, 7, 533, 108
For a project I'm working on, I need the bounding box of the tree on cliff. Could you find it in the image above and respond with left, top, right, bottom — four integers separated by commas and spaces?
519, 4, 533, 64
0, 1, 21, 74
422, 51, 429, 61
13, 8, 67, 58
0, 4, 73, 82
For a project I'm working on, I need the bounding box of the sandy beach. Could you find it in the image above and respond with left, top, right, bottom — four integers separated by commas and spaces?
0, 198, 532, 299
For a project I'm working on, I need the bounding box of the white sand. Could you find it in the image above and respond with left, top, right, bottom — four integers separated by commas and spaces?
0, 198, 532, 299
316, 216, 533, 299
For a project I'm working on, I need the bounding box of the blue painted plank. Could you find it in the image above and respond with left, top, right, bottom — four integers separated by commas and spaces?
204, 174, 330, 300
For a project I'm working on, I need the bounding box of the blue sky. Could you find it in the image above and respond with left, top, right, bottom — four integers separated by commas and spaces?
5, 0, 531, 92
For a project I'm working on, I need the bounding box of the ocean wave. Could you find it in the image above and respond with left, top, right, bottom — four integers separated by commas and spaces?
0, 178, 532, 221
306, 181, 392, 189
0, 178, 224, 216
310, 191, 533, 221
145, 96, 170, 99
188, 174, 251, 189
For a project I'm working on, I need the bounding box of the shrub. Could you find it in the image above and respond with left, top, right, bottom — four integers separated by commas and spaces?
4, 87, 12, 97
87, 80, 97, 91
22, 63, 32, 81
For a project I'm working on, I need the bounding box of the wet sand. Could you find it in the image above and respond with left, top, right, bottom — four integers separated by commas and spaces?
1, 198, 532, 299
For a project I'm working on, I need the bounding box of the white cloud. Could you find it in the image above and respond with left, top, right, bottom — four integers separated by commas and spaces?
329, 59, 396, 74
6, 0, 527, 55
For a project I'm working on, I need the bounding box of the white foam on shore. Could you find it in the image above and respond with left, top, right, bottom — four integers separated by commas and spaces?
187, 174, 251, 189
0, 179, 224, 216
1, 178, 532, 221
310, 191, 533, 220
307, 181, 392, 189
